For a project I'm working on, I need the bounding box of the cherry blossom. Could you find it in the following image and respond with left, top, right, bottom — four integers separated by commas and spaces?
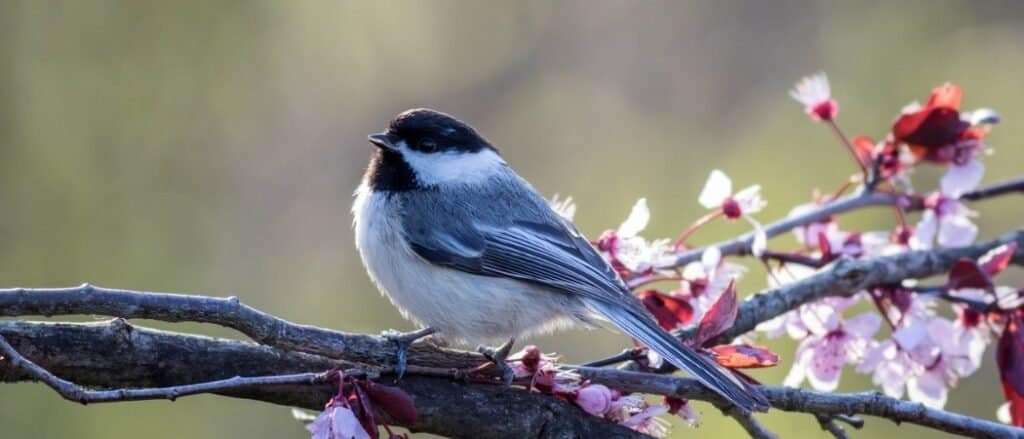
307, 403, 371, 439
912, 194, 978, 249
575, 384, 615, 416
697, 170, 768, 256
665, 396, 700, 426
596, 198, 672, 275
783, 299, 881, 391
789, 72, 839, 121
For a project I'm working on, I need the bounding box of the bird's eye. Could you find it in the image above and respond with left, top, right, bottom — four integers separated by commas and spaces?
418, 139, 438, 152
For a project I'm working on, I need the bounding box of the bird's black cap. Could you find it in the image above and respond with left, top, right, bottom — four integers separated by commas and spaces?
373, 108, 495, 155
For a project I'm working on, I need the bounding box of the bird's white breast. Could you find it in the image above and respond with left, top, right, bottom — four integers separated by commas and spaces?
352, 184, 581, 345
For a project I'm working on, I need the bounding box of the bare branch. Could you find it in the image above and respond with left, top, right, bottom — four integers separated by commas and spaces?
574, 366, 1024, 439
4, 317, 1022, 438
0, 283, 483, 370
0, 320, 647, 439
667, 176, 1024, 268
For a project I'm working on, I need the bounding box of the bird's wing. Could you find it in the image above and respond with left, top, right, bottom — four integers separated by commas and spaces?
400, 186, 629, 306
399, 184, 769, 412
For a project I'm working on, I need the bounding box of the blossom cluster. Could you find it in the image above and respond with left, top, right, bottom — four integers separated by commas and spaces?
306, 372, 416, 439
590, 73, 1022, 428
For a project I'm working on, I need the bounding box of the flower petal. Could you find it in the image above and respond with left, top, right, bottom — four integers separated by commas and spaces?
844, 313, 882, 339
937, 215, 978, 248
698, 170, 732, 209
940, 159, 985, 197
618, 199, 650, 237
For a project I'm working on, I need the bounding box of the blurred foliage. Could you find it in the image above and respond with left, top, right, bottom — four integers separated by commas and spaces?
1, 1, 1023, 438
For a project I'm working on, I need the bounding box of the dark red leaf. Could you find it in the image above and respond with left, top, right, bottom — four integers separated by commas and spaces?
365, 381, 417, 426
351, 380, 380, 439
708, 344, 780, 368
894, 108, 967, 149
997, 314, 1024, 426
980, 242, 1018, 277
947, 258, 992, 290
694, 280, 738, 346
638, 290, 694, 331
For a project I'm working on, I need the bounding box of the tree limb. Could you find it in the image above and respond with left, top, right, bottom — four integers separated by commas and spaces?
682, 228, 1024, 346
575, 367, 1024, 439
0, 320, 646, 439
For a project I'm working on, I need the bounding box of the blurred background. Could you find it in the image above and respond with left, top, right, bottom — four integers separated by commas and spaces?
2, 1, 1023, 437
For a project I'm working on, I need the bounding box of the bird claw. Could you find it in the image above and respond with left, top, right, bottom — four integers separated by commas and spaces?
381, 327, 436, 381
475, 338, 516, 388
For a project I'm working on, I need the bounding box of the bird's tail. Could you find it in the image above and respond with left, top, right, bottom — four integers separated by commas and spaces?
586, 299, 769, 413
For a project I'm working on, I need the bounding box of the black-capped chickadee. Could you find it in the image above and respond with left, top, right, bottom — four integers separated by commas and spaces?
353, 108, 768, 412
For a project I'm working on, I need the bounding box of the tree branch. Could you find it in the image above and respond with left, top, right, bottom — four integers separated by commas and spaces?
680, 228, 1024, 346
574, 367, 1024, 439
4, 320, 1020, 438
0, 320, 646, 439
666, 176, 1024, 268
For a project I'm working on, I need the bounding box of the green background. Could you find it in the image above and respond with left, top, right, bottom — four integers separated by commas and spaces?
1, 1, 1022, 438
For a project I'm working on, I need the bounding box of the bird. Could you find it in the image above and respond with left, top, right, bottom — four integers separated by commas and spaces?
352, 108, 769, 412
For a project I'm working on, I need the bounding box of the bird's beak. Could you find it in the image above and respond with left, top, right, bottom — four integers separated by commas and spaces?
368, 132, 398, 151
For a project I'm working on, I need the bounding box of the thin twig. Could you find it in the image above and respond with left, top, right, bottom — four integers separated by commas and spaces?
724, 406, 779, 439
816, 414, 852, 439
0, 333, 333, 404
666, 176, 1024, 268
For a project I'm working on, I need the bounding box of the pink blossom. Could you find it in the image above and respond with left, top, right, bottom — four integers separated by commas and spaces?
575, 384, 614, 416
789, 202, 840, 249
858, 316, 985, 409
784, 303, 881, 391
940, 159, 985, 197
665, 397, 700, 427
679, 251, 746, 323
912, 195, 977, 249
307, 404, 371, 439
790, 72, 839, 121
597, 199, 672, 274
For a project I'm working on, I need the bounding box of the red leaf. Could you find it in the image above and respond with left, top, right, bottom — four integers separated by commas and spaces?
708, 344, 779, 368
695, 280, 738, 347
947, 258, 992, 290
638, 290, 694, 331
351, 381, 380, 439
926, 83, 963, 109
851, 135, 875, 163
365, 381, 417, 426
997, 314, 1024, 426
980, 242, 1018, 277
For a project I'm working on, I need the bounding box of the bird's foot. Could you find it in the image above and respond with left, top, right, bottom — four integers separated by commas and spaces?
381, 327, 437, 381
473, 338, 516, 388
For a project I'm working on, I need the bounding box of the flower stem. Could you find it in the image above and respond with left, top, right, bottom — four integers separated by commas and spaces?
826, 119, 868, 182
674, 209, 724, 250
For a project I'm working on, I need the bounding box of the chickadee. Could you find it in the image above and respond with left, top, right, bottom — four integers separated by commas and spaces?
353, 108, 768, 412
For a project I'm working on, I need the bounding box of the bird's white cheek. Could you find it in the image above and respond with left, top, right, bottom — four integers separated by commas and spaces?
399, 147, 506, 187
